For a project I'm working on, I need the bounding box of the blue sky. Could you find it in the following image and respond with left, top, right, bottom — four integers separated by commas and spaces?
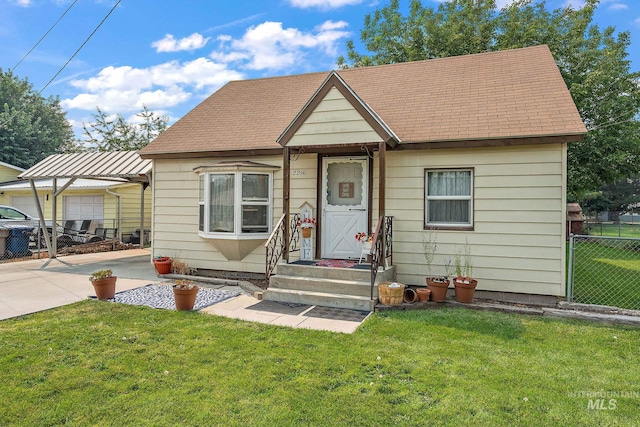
1, 0, 638, 137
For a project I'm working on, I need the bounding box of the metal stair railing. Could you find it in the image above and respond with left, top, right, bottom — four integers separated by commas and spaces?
265, 212, 301, 280
370, 216, 393, 300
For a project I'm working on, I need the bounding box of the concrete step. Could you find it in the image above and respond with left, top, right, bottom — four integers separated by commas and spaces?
269, 275, 377, 298
276, 262, 397, 283
264, 288, 376, 311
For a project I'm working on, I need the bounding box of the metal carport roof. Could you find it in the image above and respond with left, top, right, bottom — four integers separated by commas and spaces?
18, 151, 151, 182
16, 151, 152, 258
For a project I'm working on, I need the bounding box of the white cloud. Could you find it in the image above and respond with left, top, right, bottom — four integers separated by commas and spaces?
288, 0, 364, 9
151, 33, 210, 53
62, 58, 243, 113
608, 3, 628, 10
14, 0, 32, 6
211, 20, 349, 71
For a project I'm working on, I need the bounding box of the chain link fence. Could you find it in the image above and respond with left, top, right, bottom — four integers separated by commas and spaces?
583, 219, 640, 238
568, 235, 640, 310
0, 217, 150, 262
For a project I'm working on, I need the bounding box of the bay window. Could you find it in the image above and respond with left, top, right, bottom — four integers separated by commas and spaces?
198, 170, 273, 238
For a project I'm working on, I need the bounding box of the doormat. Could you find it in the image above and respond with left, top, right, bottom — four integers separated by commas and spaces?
246, 300, 311, 315
92, 284, 240, 311
291, 260, 371, 269
304, 306, 370, 322
315, 259, 357, 268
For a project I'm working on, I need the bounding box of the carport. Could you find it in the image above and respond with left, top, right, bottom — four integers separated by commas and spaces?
18, 151, 152, 258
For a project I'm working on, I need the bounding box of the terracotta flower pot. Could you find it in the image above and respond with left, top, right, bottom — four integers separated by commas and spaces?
153, 257, 172, 274
173, 285, 199, 311
91, 276, 117, 300
416, 287, 431, 302
426, 277, 449, 302
301, 227, 312, 238
403, 288, 419, 304
453, 279, 478, 303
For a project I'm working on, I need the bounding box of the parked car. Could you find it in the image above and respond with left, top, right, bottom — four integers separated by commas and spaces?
0, 205, 60, 247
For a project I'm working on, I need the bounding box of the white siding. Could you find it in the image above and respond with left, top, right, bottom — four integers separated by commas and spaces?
288, 87, 383, 147
384, 144, 567, 296
151, 143, 568, 296
152, 156, 284, 274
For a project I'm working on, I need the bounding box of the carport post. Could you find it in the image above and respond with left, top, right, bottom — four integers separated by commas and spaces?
51, 178, 57, 256
29, 179, 52, 256
49, 177, 76, 258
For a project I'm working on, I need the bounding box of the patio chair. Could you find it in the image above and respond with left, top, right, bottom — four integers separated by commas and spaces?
61, 220, 103, 244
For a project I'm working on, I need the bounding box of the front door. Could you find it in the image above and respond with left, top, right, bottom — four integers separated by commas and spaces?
321, 157, 368, 259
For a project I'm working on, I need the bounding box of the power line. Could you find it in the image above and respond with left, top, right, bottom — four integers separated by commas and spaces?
11, 0, 79, 72
0, 0, 122, 130
38, 0, 122, 95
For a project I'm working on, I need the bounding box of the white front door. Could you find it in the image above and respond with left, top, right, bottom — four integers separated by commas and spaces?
321, 157, 368, 259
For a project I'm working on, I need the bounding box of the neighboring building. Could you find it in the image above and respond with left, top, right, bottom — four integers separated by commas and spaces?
0, 161, 25, 183
0, 178, 151, 242
139, 45, 586, 301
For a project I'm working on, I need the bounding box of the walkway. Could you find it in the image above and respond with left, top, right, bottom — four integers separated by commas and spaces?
0, 249, 367, 333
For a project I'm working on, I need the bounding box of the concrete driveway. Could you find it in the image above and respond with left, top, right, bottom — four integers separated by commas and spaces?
0, 249, 166, 320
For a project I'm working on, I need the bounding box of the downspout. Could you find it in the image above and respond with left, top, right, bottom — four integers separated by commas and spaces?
105, 187, 122, 241
139, 182, 146, 248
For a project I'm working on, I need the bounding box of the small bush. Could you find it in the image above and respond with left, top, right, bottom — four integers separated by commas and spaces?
171, 259, 190, 275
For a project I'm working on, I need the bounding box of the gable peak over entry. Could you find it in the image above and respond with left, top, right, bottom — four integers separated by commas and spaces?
277, 71, 399, 150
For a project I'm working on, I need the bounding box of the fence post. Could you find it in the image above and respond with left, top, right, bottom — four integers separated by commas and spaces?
567, 234, 575, 302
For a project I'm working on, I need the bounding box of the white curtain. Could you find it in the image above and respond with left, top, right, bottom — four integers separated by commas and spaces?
428, 171, 471, 223
209, 174, 234, 232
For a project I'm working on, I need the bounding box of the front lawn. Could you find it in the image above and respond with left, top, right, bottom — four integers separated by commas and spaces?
1, 302, 639, 426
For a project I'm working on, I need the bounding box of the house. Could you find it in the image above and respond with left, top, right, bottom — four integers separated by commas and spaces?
0, 161, 25, 183
139, 45, 586, 307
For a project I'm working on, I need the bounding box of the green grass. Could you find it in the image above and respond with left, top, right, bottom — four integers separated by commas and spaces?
2, 302, 640, 426
571, 240, 640, 310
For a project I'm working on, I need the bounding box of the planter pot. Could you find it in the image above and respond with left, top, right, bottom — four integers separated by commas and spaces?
301, 227, 312, 238
173, 285, 199, 311
416, 287, 431, 302
378, 282, 405, 306
454, 279, 478, 303
403, 288, 419, 304
153, 257, 172, 275
91, 276, 117, 300
426, 277, 450, 303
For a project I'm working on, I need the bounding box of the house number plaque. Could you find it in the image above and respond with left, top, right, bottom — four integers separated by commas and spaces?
339, 182, 354, 198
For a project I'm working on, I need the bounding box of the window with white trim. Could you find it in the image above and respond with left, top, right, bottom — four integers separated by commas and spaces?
199, 171, 273, 238
425, 169, 473, 228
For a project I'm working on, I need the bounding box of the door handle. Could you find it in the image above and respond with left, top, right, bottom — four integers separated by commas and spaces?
349, 208, 366, 211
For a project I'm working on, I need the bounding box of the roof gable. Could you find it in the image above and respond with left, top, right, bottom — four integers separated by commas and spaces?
278, 71, 398, 148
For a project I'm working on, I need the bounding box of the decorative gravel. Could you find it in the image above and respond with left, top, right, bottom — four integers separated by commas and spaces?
108, 284, 240, 311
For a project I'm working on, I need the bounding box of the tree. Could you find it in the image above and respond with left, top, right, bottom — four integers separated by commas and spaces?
581, 176, 640, 219
338, 0, 640, 201
81, 105, 168, 152
0, 69, 74, 169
